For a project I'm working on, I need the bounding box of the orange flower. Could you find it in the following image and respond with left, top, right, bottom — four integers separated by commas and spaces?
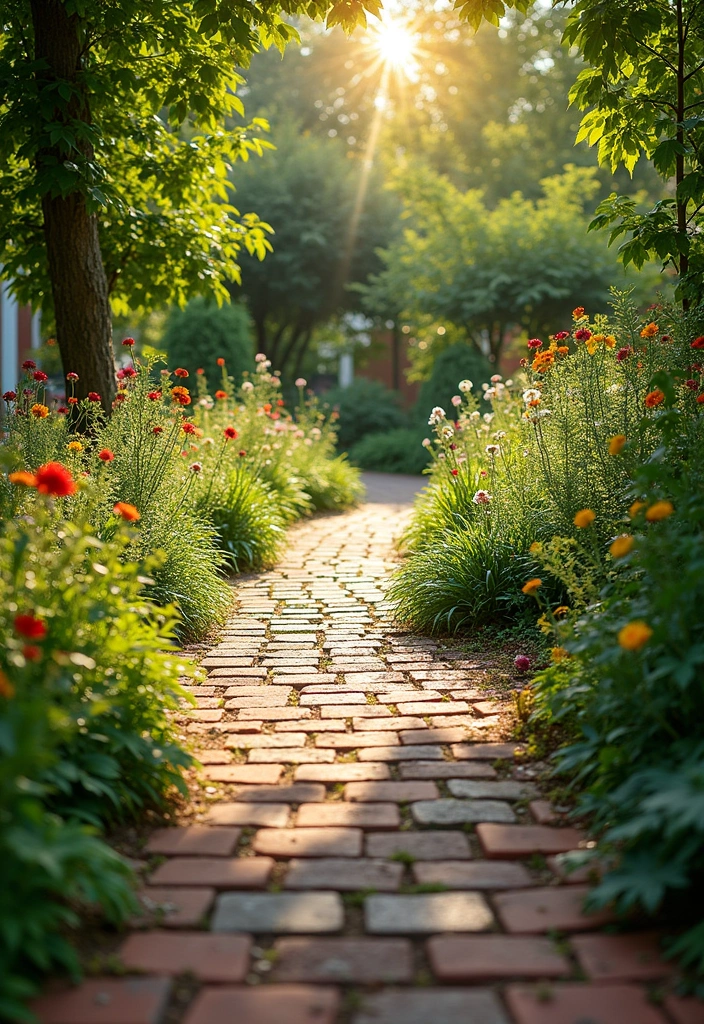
604, 335, 616, 349
640, 322, 658, 338
31, 403, 49, 418
215, 390, 227, 400
0, 670, 15, 699
644, 389, 665, 408
9, 471, 38, 487
608, 434, 627, 455
113, 502, 140, 522
572, 306, 585, 319
645, 500, 674, 522
618, 621, 653, 651
98, 449, 115, 462
629, 500, 646, 518
521, 578, 542, 595
551, 646, 570, 663
574, 509, 595, 528
532, 351, 555, 373
174, 367, 189, 378
610, 535, 634, 558
217, 357, 225, 366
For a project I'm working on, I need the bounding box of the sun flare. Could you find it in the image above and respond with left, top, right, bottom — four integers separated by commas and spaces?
370, 16, 419, 75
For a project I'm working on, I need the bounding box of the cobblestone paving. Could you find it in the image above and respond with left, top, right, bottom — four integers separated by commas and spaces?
32, 475, 703, 1024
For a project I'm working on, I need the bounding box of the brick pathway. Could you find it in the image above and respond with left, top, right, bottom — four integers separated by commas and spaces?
32, 474, 703, 1024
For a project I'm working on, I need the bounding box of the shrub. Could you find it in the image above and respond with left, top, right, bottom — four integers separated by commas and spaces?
415, 343, 491, 420
349, 427, 430, 475
323, 378, 407, 450
161, 297, 254, 382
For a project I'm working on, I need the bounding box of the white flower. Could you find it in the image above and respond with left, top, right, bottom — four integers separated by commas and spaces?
437, 451, 446, 459
458, 379, 473, 392
421, 437, 432, 448
483, 413, 494, 423
428, 406, 446, 425
493, 430, 507, 439
491, 373, 503, 383
485, 444, 500, 457
451, 395, 462, 407
484, 387, 496, 400
472, 489, 492, 505
441, 425, 454, 440
523, 388, 541, 405
295, 378, 307, 387
241, 381, 254, 392
481, 382, 489, 391
203, 437, 215, 446
505, 378, 513, 386
537, 408, 552, 418
469, 411, 480, 421
311, 427, 321, 439
255, 352, 267, 362
606, 383, 622, 395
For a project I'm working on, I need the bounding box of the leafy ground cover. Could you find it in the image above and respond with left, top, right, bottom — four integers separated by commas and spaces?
0, 350, 361, 1017
391, 292, 704, 979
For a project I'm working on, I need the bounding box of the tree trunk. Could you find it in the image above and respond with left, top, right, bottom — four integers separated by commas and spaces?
30, 0, 116, 408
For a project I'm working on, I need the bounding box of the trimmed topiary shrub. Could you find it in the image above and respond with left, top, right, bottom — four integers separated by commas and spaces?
349, 427, 430, 475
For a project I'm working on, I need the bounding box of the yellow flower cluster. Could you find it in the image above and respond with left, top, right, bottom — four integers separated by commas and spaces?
586, 333, 616, 355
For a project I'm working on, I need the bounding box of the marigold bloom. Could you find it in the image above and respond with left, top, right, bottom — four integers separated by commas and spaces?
35, 462, 76, 496
122, 337, 135, 347
551, 647, 570, 663
0, 670, 15, 699
217, 357, 225, 366
67, 441, 83, 452
174, 367, 189, 378
532, 351, 555, 372
173, 393, 191, 406
618, 621, 653, 651
182, 421, 196, 434
9, 470, 37, 487
629, 500, 646, 518
14, 613, 47, 640
98, 448, 115, 462
644, 389, 665, 408
215, 390, 227, 400
604, 335, 616, 349
87, 392, 101, 403
114, 501, 140, 521
68, 396, 78, 405
608, 434, 627, 455
224, 426, 238, 439
529, 541, 542, 554
690, 336, 704, 349
574, 508, 595, 528
557, 345, 569, 355
640, 322, 658, 338
522, 578, 542, 595
31, 403, 49, 418
572, 307, 585, 319
645, 500, 674, 522
610, 534, 634, 558
553, 605, 569, 618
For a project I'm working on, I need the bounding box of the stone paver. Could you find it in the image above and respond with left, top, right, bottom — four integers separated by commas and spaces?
352, 989, 510, 1024
411, 797, 516, 825
296, 802, 400, 829
184, 985, 340, 1024
495, 886, 614, 933
365, 892, 494, 934
203, 803, 290, 827
252, 827, 362, 857
344, 781, 439, 802
272, 938, 413, 983
284, 858, 403, 891
412, 860, 534, 889
294, 763, 391, 782
570, 931, 673, 981
366, 831, 472, 860
211, 892, 344, 933
477, 823, 586, 858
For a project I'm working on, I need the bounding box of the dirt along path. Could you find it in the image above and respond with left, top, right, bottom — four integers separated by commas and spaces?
32, 474, 697, 1024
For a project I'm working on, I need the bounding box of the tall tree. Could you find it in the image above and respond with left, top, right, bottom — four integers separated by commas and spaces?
0, 0, 381, 405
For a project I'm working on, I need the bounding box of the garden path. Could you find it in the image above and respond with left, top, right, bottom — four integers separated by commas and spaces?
33, 474, 695, 1024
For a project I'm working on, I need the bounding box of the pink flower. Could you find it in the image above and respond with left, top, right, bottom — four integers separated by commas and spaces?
527, 339, 542, 350
66, 372, 79, 381
472, 489, 492, 505
295, 378, 307, 387
451, 395, 462, 407
616, 346, 632, 362
514, 655, 531, 672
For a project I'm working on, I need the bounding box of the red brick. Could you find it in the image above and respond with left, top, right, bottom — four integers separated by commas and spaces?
227, 694, 294, 708
272, 938, 412, 983
240, 707, 312, 720
230, 784, 326, 803
451, 742, 524, 759
359, 745, 443, 762
223, 685, 292, 700
428, 935, 571, 980
570, 932, 673, 981
506, 983, 668, 1024
210, 667, 267, 678
296, 803, 400, 829
183, 985, 340, 1024
248, 748, 335, 764
353, 716, 426, 731
495, 886, 614, 933
315, 731, 400, 749
119, 931, 251, 982
204, 803, 290, 827
321, 704, 391, 718
546, 854, 600, 883
366, 831, 471, 861
149, 856, 273, 889
399, 761, 497, 780
252, 827, 362, 858
199, 764, 283, 785
301, 692, 367, 706
133, 887, 214, 927
294, 763, 391, 782
477, 823, 585, 858
195, 749, 232, 764
283, 858, 403, 892
30, 978, 171, 1024
529, 799, 558, 824
344, 781, 438, 803
202, 656, 255, 667
185, 708, 224, 723
663, 995, 704, 1024
146, 826, 241, 857
413, 860, 533, 889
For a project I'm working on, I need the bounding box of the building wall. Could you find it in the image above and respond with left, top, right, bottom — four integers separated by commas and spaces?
0, 283, 38, 395
355, 327, 419, 408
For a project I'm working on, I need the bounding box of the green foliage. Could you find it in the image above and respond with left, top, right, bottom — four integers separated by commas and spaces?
204, 468, 287, 572
349, 428, 430, 475
162, 298, 254, 383
323, 378, 407, 450
416, 344, 491, 419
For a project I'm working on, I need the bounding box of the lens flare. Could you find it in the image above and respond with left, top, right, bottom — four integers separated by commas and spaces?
370, 16, 419, 76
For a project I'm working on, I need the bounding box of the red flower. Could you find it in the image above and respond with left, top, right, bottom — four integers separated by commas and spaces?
644, 389, 665, 408
616, 347, 632, 362
277, 399, 285, 407
527, 338, 542, 350
22, 359, 36, 370
174, 367, 189, 378
451, 468, 459, 476
574, 328, 592, 341
153, 426, 163, 434
87, 392, 101, 403
263, 403, 272, 413
57, 406, 68, 414
116, 369, 126, 380
33, 370, 48, 383
238, 449, 247, 457
147, 391, 162, 401
197, 367, 204, 375
698, 394, 704, 405
3, 391, 16, 401
23, 644, 41, 661
14, 614, 47, 640
66, 372, 79, 381
224, 426, 238, 440
217, 357, 225, 366
182, 421, 196, 434
122, 337, 135, 347
215, 390, 227, 400
35, 462, 76, 497
113, 393, 127, 403
554, 331, 570, 341
572, 306, 585, 318
68, 397, 78, 405
98, 448, 115, 462
691, 337, 704, 349
685, 379, 698, 390
114, 501, 140, 521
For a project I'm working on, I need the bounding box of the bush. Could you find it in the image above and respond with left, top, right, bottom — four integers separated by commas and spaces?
415, 343, 491, 420
349, 427, 431, 475
162, 297, 254, 382
323, 378, 407, 450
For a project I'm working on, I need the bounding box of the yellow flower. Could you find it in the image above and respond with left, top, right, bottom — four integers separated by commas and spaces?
645, 500, 674, 522
529, 541, 543, 554
553, 605, 570, 618
608, 434, 626, 455
537, 613, 551, 634
604, 335, 617, 349
551, 646, 570, 663
67, 440, 83, 452
30, 403, 49, 418
522, 578, 542, 595
586, 340, 598, 355
629, 500, 646, 519
640, 322, 659, 338
618, 621, 653, 651
592, 334, 605, 343
610, 534, 634, 558
574, 509, 596, 528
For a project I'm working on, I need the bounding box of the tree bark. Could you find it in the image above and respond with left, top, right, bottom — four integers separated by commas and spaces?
30, 0, 116, 408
